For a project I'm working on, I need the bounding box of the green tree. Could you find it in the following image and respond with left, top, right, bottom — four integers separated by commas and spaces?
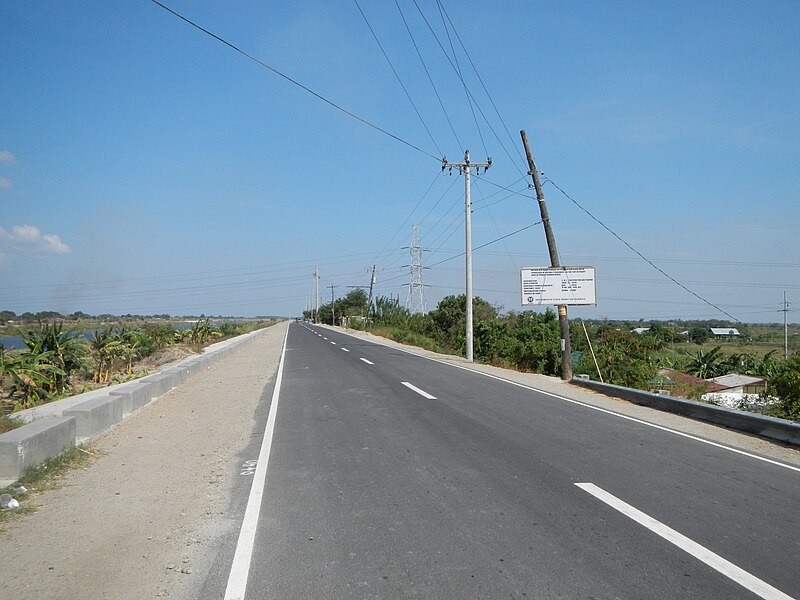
684, 346, 726, 379
576, 328, 655, 388
770, 354, 800, 420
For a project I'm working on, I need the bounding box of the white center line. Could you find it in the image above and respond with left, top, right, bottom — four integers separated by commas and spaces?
323, 337, 328, 340
359, 358, 374, 365
330, 341, 336, 345
341, 347, 350, 352
575, 483, 792, 600
401, 381, 437, 400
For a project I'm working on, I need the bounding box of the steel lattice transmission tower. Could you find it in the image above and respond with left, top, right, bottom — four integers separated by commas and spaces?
406, 225, 426, 314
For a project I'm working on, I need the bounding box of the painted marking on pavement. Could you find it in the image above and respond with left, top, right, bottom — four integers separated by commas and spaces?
330, 341, 336, 345
341, 347, 350, 352
364, 338, 800, 474
360, 358, 374, 365
323, 337, 328, 340
224, 324, 290, 600
401, 381, 437, 400
576, 483, 792, 600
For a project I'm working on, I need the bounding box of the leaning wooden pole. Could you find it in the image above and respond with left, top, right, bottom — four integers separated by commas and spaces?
520, 130, 572, 380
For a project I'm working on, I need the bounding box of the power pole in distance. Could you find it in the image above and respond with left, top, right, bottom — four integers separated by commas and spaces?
367, 265, 376, 328
406, 225, 427, 314
520, 130, 572, 381
329, 284, 337, 326
781, 291, 790, 360
314, 267, 321, 324
442, 150, 491, 362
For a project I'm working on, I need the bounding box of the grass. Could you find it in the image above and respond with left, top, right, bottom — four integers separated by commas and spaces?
0, 414, 24, 434
0, 445, 99, 527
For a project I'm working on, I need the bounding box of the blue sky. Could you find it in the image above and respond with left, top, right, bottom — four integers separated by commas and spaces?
1, 1, 798, 323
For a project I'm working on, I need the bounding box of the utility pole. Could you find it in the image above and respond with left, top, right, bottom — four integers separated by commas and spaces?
367, 265, 376, 329
781, 291, 790, 360
313, 267, 321, 324
520, 130, 572, 380
442, 150, 492, 362
329, 284, 337, 326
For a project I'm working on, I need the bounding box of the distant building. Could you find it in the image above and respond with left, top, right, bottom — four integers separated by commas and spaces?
710, 327, 741, 337
631, 327, 650, 335
707, 374, 766, 395
653, 369, 727, 399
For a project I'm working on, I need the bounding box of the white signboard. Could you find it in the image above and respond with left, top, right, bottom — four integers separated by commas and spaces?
520, 266, 596, 306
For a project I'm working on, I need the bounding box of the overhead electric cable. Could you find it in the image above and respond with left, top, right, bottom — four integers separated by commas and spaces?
435, 0, 487, 157
437, 0, 527, 170
149, 0, 441, 161
395, 0, 462, 151
354, 0, 443, 157
369, 171, 442, 269
411, 0, 526, 177
427, 221, 541, 268
543, 176, 742, 323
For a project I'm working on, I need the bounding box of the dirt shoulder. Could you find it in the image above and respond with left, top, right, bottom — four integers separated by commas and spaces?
0, 321, 289, 600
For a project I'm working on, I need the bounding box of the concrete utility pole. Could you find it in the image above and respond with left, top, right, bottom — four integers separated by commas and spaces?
313, 267, 321, 323
442, 150, 492, 362
781, 291, 790, 360
520, 130, 572, 381
329, 284, 337, 326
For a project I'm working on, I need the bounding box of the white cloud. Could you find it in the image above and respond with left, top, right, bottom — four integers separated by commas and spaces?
0, 150, 15, 163
0, 177, 12, 189
0, 224, 71, 254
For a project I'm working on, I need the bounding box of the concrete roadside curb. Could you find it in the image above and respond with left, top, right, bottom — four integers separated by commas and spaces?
0, 325, 276, 484
571, 378, 800, 447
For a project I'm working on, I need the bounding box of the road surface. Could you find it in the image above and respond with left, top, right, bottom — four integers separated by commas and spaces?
214, 323, 800, 599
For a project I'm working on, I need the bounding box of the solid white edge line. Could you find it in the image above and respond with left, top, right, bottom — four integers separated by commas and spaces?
224, 322, 290, 600
401, 381, 437, 400
575, 483, 793, 600
359, 358, 374, 365
326, 330, 799, 474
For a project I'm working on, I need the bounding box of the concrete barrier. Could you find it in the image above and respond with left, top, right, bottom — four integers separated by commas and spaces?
572, 378, 800, 447
0, 325, 273, 482
0, 417, 76, 482
110, 382, 154, 415
63, 394, 124, 440
140, 372, 177, 398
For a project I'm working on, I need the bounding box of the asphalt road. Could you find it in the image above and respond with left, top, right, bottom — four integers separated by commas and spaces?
228, 323, 799, 599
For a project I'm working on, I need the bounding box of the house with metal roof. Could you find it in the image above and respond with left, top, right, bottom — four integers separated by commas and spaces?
710, 327, 741, 337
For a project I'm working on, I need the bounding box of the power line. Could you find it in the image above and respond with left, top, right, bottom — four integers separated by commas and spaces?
395, 0, 462, 150
354, 0, 443, 157
149, 0, 441, 161
427, 221, 541, 269
435, 0, 487, 157
542, 176, 743, 323
436, 0, 528, 174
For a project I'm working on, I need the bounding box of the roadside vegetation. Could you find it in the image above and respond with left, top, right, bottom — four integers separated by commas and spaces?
0, 316, 273, 414
305, 291, 800, 421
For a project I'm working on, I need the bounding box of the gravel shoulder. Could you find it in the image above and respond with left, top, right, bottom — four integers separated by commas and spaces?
0, 321, 289, 600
